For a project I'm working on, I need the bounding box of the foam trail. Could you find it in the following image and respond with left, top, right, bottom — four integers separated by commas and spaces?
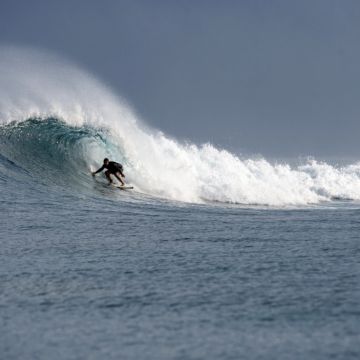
1, 46, 360, 205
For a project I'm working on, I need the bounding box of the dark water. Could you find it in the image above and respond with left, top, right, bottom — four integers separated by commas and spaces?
1, 121, 360, 360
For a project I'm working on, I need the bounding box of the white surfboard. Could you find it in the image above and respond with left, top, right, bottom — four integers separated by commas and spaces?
117, 186, 134, 190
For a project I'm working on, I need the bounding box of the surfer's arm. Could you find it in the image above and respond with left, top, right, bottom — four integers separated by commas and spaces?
92, 165, 105, 176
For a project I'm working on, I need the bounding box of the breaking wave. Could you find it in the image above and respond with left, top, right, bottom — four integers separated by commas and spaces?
1, 46, 360, 206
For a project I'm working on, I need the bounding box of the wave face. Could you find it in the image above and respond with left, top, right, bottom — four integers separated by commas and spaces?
2, 46, 360, 206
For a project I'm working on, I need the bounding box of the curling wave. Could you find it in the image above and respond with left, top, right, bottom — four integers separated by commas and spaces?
1, 46, 360, 206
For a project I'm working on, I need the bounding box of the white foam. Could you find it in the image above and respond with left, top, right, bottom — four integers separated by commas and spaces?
1, 46, 360, 205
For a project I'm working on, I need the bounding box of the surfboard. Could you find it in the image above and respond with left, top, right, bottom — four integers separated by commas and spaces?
117, 186, 134, 190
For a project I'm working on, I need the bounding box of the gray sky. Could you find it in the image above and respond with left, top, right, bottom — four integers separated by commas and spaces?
1, 0, 360, 157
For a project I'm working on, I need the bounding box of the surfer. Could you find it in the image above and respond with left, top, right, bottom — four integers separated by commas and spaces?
92, 158, 125, 186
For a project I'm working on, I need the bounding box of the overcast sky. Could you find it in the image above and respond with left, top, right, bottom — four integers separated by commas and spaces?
1, 0, 360, 157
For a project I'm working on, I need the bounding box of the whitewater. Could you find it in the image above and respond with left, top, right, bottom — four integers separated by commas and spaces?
1, 47, 360, 206
1, 47, 360, 360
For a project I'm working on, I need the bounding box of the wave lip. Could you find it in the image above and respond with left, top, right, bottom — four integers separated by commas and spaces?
1, 46, 360, 206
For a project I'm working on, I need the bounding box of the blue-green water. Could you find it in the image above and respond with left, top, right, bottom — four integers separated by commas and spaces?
1, 119, 360, 360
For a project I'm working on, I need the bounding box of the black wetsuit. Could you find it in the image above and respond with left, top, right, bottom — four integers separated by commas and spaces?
95, 161, 123, 174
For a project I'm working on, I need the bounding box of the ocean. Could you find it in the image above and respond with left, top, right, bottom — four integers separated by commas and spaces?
1, 48, 360, 359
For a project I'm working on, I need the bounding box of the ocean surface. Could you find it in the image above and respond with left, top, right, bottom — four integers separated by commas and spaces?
1, 48, 360, 359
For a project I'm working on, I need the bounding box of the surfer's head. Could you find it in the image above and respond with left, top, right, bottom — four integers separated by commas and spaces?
103, 158, 109, 165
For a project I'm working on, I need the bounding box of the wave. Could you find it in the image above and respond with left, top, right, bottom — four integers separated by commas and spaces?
1, 46, 360, 206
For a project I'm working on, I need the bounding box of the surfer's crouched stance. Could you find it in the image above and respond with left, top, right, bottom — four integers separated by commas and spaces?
92, 158, 125, 186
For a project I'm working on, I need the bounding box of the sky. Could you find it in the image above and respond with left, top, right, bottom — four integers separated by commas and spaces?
1, 0, 360, 157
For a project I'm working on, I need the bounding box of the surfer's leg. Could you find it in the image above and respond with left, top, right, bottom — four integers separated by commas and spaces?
105, 170, 113, 184
114, 172, 125, 186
